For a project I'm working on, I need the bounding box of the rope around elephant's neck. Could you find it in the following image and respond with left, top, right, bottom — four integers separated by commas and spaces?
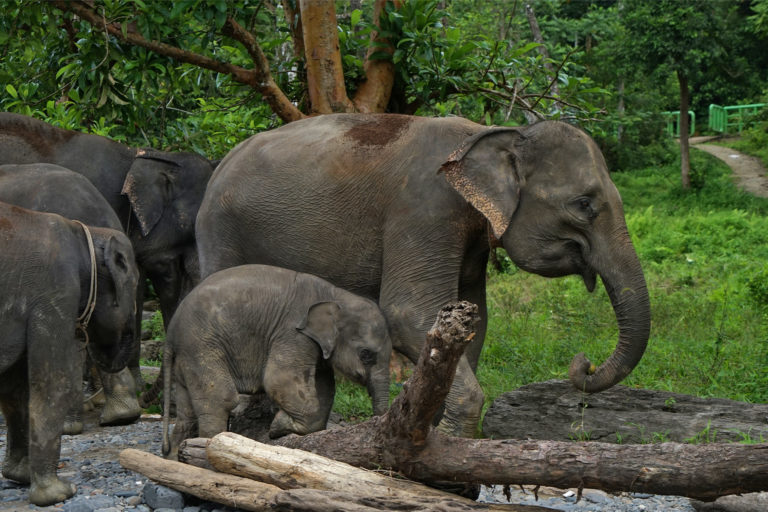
73, 220, 97, 345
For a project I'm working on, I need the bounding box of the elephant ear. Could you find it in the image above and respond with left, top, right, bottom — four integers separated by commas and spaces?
122, 149, 180, 237
104, 234, 134, 307
297, 302, 341, 360
439, 127, 525, 239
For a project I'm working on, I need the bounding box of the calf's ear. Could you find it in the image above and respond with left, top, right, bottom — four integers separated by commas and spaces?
297, 302, 341, 359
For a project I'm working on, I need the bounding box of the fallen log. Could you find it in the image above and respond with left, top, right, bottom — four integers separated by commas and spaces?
259, 302, 768, 501
121, 445, 553, 511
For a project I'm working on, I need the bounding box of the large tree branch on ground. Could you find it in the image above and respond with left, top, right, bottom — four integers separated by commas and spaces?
352, 0, 401, 113
130, 301, 768, 508
52, 0, 304, 123
265, 302, 768, 501
121, 444, 546, 511
299, 0, 355, 114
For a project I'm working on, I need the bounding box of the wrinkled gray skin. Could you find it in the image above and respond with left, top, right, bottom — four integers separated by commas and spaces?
0, 163, 142, 432
0, 112, 215, 387
197, 114, 651, 437
162, 264, 392, 458
0, 202, 139, 506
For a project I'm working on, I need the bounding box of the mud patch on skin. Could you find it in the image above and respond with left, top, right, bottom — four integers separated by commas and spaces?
345, 114, 413, 147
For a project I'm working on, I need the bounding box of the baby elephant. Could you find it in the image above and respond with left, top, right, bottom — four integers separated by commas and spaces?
162, 264, 392, 457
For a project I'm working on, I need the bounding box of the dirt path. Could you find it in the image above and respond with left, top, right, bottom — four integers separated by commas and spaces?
690, 139, 768, 198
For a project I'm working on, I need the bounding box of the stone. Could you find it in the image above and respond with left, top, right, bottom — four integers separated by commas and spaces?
142, 482, 185, 510
61, 495, 116, 512
691, 492, 768, 512
482, 379, 768, 444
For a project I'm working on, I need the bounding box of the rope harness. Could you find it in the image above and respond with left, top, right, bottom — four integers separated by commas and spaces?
74, 220, 98, 346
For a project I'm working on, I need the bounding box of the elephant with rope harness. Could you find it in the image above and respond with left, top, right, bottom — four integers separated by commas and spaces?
0, 201, 138, 506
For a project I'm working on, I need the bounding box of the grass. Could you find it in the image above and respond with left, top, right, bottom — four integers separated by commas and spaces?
333, 147, 768, 423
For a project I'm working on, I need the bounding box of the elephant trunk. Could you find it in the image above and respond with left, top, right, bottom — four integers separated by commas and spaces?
568, 229, 650, 393
367, 366, 391, 416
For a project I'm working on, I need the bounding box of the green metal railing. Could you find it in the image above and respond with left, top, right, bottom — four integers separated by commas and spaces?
662, 110, 695, 137
708, 103, 767, 133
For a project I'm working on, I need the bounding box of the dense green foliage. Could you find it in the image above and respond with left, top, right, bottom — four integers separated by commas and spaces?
3, 1, 767, 167
2, 1, 767, 424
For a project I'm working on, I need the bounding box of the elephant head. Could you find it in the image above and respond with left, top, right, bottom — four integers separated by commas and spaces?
121, 149, 214, 320
441, 121, 650, 393
85, 227, 140, 373
297, 300, 392, 415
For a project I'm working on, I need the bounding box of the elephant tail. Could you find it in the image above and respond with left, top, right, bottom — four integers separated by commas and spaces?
161, 344, 173, 457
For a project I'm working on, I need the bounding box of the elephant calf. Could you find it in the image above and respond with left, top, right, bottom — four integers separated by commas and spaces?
162, 264, 392, 457
0, 202, 139, 506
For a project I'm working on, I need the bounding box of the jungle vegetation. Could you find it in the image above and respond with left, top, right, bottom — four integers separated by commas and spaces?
1, 0, 767, 418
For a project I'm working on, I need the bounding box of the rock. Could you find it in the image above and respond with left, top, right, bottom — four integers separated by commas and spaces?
691, 492, 768, 512
482, 379, 768, 444
142, 482, 185, 510
61, 494, 116, 512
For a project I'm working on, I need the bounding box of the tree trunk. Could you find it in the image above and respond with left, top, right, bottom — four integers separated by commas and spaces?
352, 0, 400, 113
299, 0, 355, 114
678, 69, 691, 188
525, 4, 562, 112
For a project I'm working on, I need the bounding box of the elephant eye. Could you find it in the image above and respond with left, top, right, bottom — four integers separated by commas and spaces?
359, 348, 377, 366
574, 197, 597, 220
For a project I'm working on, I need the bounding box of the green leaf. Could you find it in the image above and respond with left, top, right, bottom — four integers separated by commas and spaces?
5, 84, 17, 99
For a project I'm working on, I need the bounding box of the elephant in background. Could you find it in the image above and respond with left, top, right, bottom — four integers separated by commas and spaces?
196, 114, 651, 437
0, 202, 138, 506
162, 265, 392, 458
0, 163, 142, 431
0, 112, 216, 385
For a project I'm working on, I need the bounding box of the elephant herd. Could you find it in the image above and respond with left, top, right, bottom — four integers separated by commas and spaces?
0, 111, 650, 506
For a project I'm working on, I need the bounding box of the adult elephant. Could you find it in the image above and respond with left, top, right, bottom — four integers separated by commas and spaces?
196, 114, 651, 437
0, 163, 142, 430
0, 112, 216, 385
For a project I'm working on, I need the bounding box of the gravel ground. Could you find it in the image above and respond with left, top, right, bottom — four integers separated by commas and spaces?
1, 410, 702, 512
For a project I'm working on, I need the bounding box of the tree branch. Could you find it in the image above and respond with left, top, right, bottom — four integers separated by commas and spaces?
52, 0, 304, 123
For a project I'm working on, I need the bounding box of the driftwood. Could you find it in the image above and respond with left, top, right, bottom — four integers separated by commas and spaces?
122, 439, 550, 511
125, 301, 768, 510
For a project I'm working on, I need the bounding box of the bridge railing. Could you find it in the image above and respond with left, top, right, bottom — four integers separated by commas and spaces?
662, 110, 695, 137
708, 103, 767, 133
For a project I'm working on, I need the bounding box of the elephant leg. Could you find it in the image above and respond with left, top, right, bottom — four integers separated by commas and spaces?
63, 344, 88, 436
379, 237, 485, 438
458, 258, 489, 371
180, 359, 237, 440
0, 359, 31, 484
167, 377, 198, 460
130, 274, 147, 391
26, 321, 78, 506
99, 367, 141, 426
265, 357, 328, 438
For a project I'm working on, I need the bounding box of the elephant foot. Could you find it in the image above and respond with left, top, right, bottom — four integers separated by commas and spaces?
2, 455, 30, 484
268, 410, 300, 439
99, 368, 142, 426
99, 397, 141, 426
269, 410, 323, 439
29, 474, 76, 506
62, 420, 83, 436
